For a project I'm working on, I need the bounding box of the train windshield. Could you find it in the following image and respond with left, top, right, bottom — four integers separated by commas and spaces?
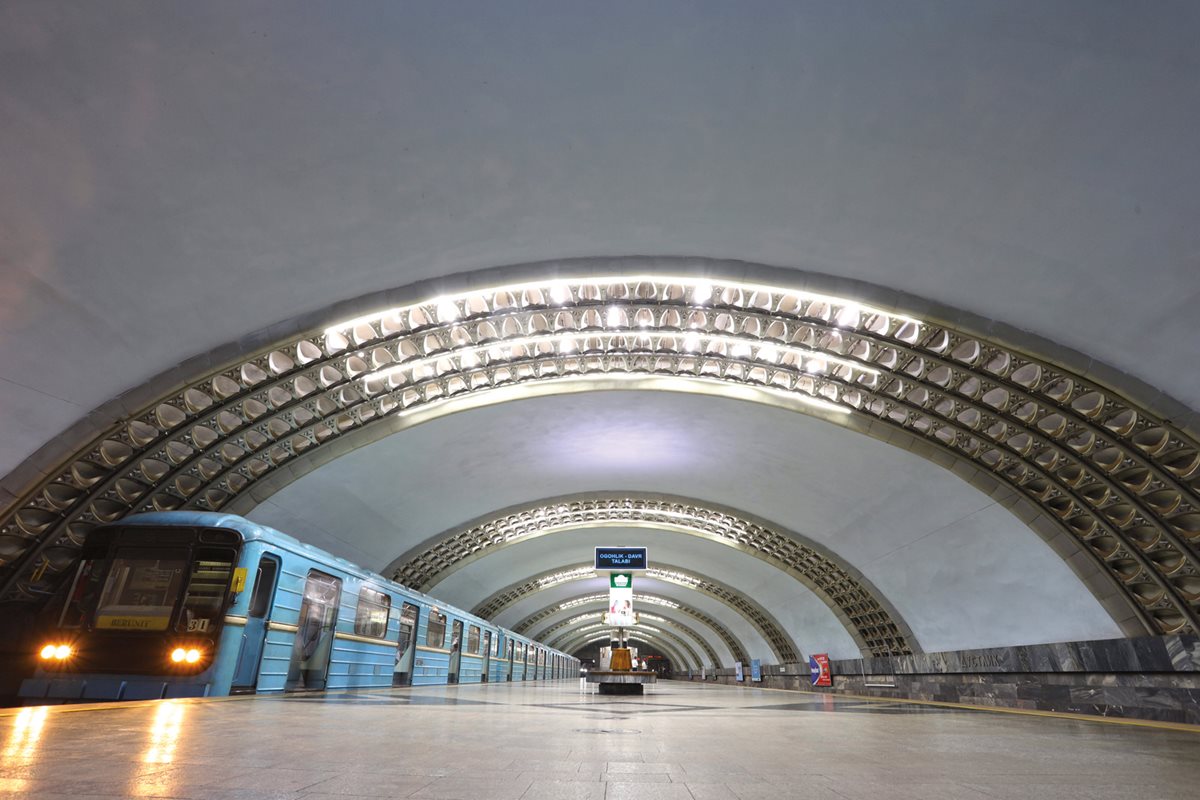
94, 549, 188, 631
179, 549, 237, 634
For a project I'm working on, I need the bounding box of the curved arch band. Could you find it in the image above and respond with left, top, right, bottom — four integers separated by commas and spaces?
563, 632, 693, 671
393, 493, 912, 657
532, 605, 719, 669
471, 560, 801, 662
550, 623, 701, 670
1, 265, 1197, 637
514, 592, 743, 665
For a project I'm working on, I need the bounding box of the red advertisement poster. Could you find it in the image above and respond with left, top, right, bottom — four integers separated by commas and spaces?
809, 653, 832, 687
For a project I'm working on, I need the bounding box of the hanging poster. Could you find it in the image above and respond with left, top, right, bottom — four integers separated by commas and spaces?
809, 653, 832, 687
603, 572, 636, 626
750, 659, 762, 682
734, 661, 744, 682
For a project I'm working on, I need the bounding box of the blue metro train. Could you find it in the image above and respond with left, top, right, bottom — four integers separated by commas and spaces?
20, 512, 578, 702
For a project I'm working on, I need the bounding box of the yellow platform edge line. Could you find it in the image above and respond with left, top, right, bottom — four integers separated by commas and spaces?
0, 682, 470, 718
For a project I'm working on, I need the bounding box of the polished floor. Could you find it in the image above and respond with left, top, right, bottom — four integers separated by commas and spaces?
2, 680, 1198, 800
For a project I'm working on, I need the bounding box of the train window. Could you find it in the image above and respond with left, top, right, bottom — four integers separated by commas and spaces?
494, 633, 502, 657
398, 603, 419, 656
179, 548, 237, 633
467, 625, 480, 654
59, 557, 106, 628
94, 549, 188, 631
426, 610, 447, 648
354, 586, 391, 639
247, 556, 279, 618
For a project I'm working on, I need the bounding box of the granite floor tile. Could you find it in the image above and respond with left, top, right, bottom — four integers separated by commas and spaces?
683, 783, 738, 800
605, 761, 676, 774
521, 780, 608, 800
826, 782, 996, 800
726, 782, 842, 800
300, 773, 435, 796
513, 760, 584, 773
2, 680, 1197, 800
410, 776, 533, 800
200, 768, 339, 791
601, 772, 674, 783
964, 783, 1196, 800
518, 770, 603, 783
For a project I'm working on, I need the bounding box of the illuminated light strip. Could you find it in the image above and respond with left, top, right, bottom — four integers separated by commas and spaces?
322, 275, 922, 336
554, 593, 681, 612
536, 567, 597, 587
357, 329, 880, 387
379, 370, 855, 419
557, 594, 608, 610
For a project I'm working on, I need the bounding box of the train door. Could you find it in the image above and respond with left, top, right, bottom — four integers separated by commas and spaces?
507, 640, 515, 681
284, 570, 341, 691
393, 602, 419, 686
230, 554, 280, 692
447, 619, 463, 684
481, 631, 491, 683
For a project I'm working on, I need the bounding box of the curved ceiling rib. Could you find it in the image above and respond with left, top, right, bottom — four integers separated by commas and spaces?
536, 607, 715, 670
471, 560, 800, 662
514, 592, 742, 665
555, 625, 698, 671
395, 492, 911, 656
2, 266, 1198, 638
563, 631, 694, 671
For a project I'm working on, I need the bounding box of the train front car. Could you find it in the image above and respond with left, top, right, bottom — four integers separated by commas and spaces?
20, 514, 246, 703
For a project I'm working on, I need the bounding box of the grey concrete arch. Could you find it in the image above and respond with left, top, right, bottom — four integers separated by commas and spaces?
397, 493, 913, 657
515, 592, 739, 666
2, 266, 1197, 642
554, 626, 698, 673
561, 631, 694, 672
549, 623, 691, 671
537, 611, 711, 671
495, 575, 777, 664
471, 560, 801, 662
537, 609, 710, 671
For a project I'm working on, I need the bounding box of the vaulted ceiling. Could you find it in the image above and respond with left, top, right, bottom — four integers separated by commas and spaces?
2, 2, 1198, 666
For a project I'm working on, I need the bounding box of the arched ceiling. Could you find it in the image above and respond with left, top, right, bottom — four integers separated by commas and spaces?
1, 3, 1198, 665
468, 559, 802, 662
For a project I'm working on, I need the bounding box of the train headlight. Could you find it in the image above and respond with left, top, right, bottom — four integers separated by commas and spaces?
39, 643, 71, 660
170, 647, 204, 665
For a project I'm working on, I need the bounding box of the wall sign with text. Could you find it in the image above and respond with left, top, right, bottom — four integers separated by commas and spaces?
594, 546, 648, 570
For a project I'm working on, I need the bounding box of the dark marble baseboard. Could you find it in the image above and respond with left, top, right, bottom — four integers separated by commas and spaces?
682, 671, 1200, 724
827, 634, 1200, 677
681, 635, 1200, 725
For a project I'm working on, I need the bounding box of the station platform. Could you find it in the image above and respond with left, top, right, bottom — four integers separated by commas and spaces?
2, 680, 1198, 800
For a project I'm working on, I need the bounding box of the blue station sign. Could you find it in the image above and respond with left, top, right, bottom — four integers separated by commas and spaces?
594, 546, 648, 571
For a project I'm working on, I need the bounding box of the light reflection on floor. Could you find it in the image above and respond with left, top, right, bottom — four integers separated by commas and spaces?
142, 700, 185, 765
1, 706, 47, 760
